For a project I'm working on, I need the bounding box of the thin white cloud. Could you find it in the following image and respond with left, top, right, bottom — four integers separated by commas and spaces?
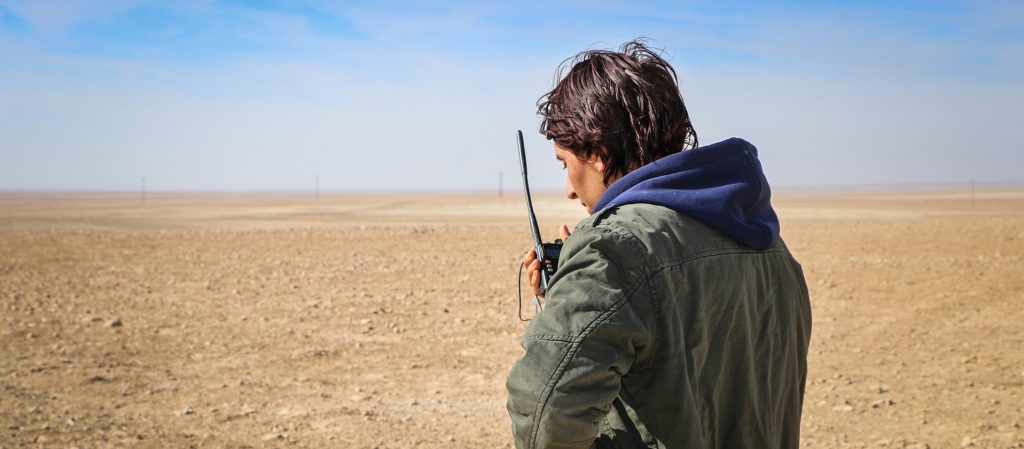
0, 1, 1021, 190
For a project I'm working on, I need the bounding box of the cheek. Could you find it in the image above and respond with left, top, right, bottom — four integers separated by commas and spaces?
568, 168, 584, 190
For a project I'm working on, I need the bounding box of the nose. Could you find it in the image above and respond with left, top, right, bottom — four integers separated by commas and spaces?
565, 178, 578, 200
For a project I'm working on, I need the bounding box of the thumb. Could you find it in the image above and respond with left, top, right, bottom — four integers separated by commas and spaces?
559, 224, 571, 241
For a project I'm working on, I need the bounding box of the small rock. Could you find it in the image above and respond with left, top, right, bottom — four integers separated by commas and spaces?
871, 399, 895, 408
961, 436, 975, 447
82, 315, 102, 323
831, 400, 854, 412
107, 318, 122, 328
179, 407, 194, 416
262, 433, 285, 441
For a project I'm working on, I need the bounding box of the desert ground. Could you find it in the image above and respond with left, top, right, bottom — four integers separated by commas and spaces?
1, 188, 1022, 448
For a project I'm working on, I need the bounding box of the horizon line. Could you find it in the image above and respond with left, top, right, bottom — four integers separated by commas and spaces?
1, 181, 1023, 196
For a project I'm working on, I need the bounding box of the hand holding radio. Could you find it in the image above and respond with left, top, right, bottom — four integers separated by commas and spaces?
523, 224, 571, 298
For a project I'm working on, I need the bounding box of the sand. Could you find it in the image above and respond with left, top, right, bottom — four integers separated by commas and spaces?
1, 189, 1022, 448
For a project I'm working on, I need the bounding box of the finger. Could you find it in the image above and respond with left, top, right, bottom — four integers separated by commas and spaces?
529, 269, 540, 289
523, 248, 537, 267
528, 259, 541, 275
560, 224, 571, 241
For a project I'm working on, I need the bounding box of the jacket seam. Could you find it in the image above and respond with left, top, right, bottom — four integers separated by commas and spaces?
526, 229, 648, 449
523, 334, 574, 343
654, 247, 784, 271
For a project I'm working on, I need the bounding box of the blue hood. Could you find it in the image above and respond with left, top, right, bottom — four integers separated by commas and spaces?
592, 137, 780, 250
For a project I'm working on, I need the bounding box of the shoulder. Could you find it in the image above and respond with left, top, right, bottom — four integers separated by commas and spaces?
555, 204, 675, 287
559, 204, 681, 276
528, 209, 653, 339
580, 203, 698, 243
583, 203, 730, 250
578, 203, 778, 267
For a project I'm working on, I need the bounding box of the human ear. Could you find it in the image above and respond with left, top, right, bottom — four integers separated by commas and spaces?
593, 147, 609, 173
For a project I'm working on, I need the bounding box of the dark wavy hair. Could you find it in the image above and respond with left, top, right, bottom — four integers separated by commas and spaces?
538, 39, 699, 184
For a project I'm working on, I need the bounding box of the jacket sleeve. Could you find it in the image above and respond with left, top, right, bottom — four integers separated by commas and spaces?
507, 226, 653, 449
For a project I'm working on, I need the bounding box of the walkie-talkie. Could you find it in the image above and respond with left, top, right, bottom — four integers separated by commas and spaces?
517, 130, 563, 297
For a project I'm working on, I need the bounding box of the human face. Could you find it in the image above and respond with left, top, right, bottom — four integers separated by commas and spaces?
554, 143, 610, 214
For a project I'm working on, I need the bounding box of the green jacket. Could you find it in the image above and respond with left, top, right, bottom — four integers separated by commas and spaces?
507, 203, 812, 449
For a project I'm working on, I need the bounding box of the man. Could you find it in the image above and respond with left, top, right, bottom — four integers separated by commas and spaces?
507, 40, 812, 449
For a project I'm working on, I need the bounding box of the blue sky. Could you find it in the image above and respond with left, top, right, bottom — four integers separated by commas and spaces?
1, 0, 1022, 191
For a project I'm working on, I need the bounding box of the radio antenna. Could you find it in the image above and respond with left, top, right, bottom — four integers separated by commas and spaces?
517, 130, 544, 251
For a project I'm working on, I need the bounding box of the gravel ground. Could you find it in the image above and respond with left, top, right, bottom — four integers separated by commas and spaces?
1, 191, 1022, 448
